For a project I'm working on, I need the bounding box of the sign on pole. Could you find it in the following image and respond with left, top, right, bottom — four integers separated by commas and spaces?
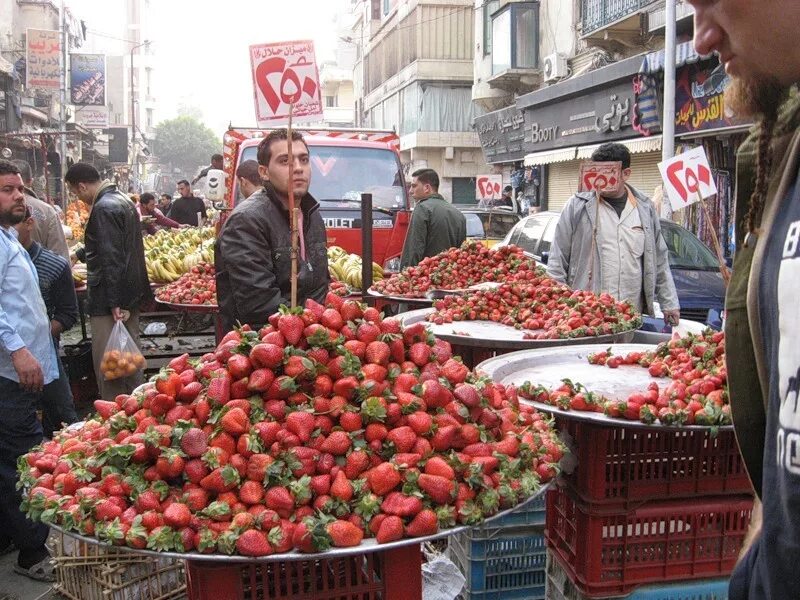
26, 29, 61, 89
75, 106, 109, 129
476, 175, 503, 202
658, 146, 718, 212
249, 40, 323, 127
578, 161, 623, 195
70, 53, 106, 106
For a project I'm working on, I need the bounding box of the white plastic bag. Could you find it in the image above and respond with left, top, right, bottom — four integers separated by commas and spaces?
101, 320, 146, 380
423, 545, 466, 600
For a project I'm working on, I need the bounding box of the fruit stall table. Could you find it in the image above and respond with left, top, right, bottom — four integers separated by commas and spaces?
397, 307, 636, 369
49, 487, 548, 600
478, 343, 754, 598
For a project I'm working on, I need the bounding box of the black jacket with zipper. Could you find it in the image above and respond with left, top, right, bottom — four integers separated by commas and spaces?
77, 182, 152, 316
215, 184, 330, 332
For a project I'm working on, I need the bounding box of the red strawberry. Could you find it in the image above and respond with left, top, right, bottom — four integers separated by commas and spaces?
406, 509, 439, 537
220, 407, 249, 436
386, 426, 417, 453
94, 400, 119, 420
250, 343, 284, 369
418, 473, 456, 504
365, 341, 390, 366
408, 343, 432, 367
424, 456, 455, 480
238, 480, 265, 505
326, 520, 363, 548
356, 322, 381, 344
365, 462, 401, 496
200, 465, 240, 493
155, 370, 183, 398
163, 502, 192, 529
236, 529, 272, 556
320, 431, 351, 456
285, 411, 315, 443
321, 308, 344, 330
339, 300, 363, 322
376, 515, 405, 544
95, 500, 123, 522
330, 470, 354, 502
344, 450, 371, 480
441, 359, 469, 385
247, 368, 275, 392
178, 381, 202, 403
381, 492, 423, 517
277, 307, 305, 345
265, 486, 295, 518
207, 372, 231, 406
180, 428, 209, 458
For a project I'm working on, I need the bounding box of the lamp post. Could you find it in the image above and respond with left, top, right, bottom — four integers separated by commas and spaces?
130, 39, 150, 192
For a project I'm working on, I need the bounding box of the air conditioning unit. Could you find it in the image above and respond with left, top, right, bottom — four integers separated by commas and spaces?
542, 53, 568, 83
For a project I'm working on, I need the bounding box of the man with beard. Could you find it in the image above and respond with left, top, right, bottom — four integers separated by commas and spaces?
0, 160, 56, 581
688, 1, 800, 597
215, 129, 329, 331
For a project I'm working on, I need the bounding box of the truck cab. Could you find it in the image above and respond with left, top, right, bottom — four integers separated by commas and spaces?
222, 128, 411, 272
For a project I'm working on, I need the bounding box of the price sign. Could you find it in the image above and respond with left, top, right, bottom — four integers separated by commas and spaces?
658, 146, 717, 212
578, 161, 623, 195
476, 174, 503, 201
250, 40, 323, 126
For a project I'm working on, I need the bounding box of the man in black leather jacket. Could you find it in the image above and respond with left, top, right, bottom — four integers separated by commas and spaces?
65, 163, 151, 400
216, 129, 329, 332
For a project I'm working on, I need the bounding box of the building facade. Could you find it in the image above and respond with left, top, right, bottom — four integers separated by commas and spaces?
350, 0, 490, 203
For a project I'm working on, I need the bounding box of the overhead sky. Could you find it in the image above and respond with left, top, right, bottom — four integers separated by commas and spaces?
68, 0, 348, 136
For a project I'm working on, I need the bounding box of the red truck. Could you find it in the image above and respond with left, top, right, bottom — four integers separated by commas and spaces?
221, 127, 411, 272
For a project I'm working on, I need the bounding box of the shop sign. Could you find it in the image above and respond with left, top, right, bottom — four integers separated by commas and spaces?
658, 146, 717, 212
26, 29, 60, 89
75, 106, 109, 129
475, 106, 527, 164
69, 53, 106, 106
675, 62, 746, 134
476, 174, 503, 201
249, 39, 323, 126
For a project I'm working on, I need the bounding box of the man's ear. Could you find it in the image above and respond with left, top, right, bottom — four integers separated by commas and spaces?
621, 168, 632, 182
258, 165, 269, 181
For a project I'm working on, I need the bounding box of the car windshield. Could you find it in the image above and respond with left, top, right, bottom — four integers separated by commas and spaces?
241, 145, 406, 210
466, 212, 519, 239
465, 214, 485, 238
660, 221, 720, 270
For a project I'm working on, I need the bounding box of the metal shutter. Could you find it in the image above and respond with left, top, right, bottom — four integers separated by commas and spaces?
628, 152, 663, 199
546, 160, 580, 212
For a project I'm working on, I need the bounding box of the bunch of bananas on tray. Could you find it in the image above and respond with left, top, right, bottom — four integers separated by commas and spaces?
327, 245, 383, 291
72, 262, 87, 287
144, 227, 216, 284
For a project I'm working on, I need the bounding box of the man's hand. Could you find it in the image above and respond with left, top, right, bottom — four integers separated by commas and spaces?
111, 307, 130, 322
50, 320, 64, 339
663, 309, 680, 326
11, 348, 44, 392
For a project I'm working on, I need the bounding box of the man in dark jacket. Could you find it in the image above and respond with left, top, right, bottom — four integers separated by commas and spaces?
65, 163, 152, 400
689, 1, 800, 598
216, 129, 329, 332
167, 180, 207, 226
400, 169, 466, 269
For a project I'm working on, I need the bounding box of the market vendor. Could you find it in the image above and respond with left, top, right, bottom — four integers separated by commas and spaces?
137, 192, 182, 234
215, 129, 329, 331
546, 143, 680, 323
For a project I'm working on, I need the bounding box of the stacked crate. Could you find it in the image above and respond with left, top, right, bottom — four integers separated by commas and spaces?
544, 418, 755, 599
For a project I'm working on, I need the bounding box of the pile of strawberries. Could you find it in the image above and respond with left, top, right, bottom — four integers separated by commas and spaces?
20, 293, 563, 557
428, 282, 641, 340
373, 242, 540, 298
519, 330, 730, 426
155, 263, 217, 306
329, 280, 351, 298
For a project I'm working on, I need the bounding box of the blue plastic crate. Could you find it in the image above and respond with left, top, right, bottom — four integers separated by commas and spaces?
468, 494, 546, 539
546, 549, 730, 600
449, 526, 547, 600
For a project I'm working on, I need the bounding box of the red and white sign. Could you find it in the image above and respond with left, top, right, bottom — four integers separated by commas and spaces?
476, 174, 503, 201
26, 29, 61, 89
578, 161, 623, 195
249, 40, 323, 126
658, 147, 717, 212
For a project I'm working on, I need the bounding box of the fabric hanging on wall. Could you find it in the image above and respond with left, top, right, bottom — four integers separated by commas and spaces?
418, 85, 482, 132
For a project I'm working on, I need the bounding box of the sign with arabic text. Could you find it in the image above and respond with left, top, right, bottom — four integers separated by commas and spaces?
476, 175, 503, 201
578, 161, 623, 195
75, 106, 109, 129
675, 61, 746, 134
70, 53, 106, 106
475, 106, 528, 164
26, 29, 61, 89
658, 147, 717, 212
250, 40, 323, 126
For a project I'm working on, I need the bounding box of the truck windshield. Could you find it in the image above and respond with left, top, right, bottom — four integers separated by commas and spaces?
241, 145, 406, 210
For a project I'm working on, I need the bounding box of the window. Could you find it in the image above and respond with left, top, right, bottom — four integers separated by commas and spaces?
145, 68, 152, 97
517, 216, 550, 256
483, 0, 499, 56
660, 222, 719, 270
383, 0, 397, 16
492, 2, 540, 74
452, 177, 477, 204
325, 95, 337, 108
146, 109, 153, 128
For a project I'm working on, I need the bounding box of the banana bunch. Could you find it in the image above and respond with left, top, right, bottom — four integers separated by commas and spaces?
145, 227, 216, 284
327, 246, 384, 291
72, 263, 87, 284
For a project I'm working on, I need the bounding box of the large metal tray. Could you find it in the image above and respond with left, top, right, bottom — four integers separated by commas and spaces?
476, 343, 732, 431
398, 308, 636, 349
155, 299, 219, 314
48, 485, 547, 564
367, 288, 433, 304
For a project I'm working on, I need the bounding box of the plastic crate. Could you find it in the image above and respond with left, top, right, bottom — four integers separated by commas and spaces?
545, 487, 752, 597
546, 550, 730, 600
560, 418, 752, 508
185, 544, 421, 600
472, 493, 547, 534
449, 525, 547, 600
49, 531, 186, 600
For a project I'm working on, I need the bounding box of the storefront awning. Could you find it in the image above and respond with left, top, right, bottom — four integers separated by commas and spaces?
523, 148, 576, 166
576, 135, 663, 159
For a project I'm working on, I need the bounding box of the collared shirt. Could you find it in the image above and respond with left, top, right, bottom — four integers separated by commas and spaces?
0, 227, 58, 384
597, 190, 645, 312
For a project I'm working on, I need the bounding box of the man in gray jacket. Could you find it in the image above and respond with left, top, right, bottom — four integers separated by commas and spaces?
546, 142, 679, 322
12, 160, 69, 260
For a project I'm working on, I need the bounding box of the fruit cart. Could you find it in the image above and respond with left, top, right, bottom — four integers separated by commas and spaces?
48, 487, 548, 600
478, 342, 754, 598
397, 307, 636, 368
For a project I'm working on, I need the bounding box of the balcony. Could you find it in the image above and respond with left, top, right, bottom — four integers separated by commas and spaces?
581, 0, 654, 37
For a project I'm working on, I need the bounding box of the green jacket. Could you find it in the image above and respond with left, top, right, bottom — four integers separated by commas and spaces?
727, 90, 800, 499
400, 194, 467, 269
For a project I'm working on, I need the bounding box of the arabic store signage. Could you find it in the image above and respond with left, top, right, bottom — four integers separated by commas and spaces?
675, 61, 747, 134
475, 79, 637, 162
26, 29, 61, 89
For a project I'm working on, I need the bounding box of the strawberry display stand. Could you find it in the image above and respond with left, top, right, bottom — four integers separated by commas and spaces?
49, 488, 549, 600
478, 345, 754, 598
397, 308, 635, 369
155, 299, 219, 315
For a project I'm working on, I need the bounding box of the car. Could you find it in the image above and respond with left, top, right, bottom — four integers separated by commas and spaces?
458, 206, 521, 248
498, 211, 726, 328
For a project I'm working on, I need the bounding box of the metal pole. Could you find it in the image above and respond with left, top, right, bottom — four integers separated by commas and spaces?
59, 0, 67, 207
361, 193, 373, 301
662, 0, 677, 161
130, 44, 136, 192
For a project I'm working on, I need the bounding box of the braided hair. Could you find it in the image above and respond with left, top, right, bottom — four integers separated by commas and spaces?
746, 112, 778, 235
